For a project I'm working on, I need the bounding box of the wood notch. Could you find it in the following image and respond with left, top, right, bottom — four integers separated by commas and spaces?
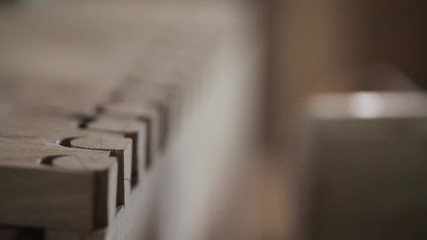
83, 117, 147, 186
68, 136, 132, 207
101, 103, 162, 169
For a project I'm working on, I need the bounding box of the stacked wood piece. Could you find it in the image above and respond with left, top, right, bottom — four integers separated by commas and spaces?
0, 1, 231, 239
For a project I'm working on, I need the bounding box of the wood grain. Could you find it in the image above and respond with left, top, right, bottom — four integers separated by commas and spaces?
0, 1, 246, 240
0, 152, 117, 231
45, 206, 126, 240
70, 137, 132, 207
102, 103, 161, 169
86, 117, 147, 186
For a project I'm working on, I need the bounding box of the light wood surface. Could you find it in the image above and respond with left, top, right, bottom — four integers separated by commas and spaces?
45, 206, 126, 240
0, 150, 117, 231
70, 137, 132, 207
0, 1, 261, 239
102, 103, 161, 169
86, 117, 148, 186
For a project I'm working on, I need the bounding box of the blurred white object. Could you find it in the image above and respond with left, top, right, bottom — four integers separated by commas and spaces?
295, 92, 427, 240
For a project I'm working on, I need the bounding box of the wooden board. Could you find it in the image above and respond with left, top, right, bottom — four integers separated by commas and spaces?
0, 145, 117, 231
45, 206, 126, 240
0, 1, 250, 240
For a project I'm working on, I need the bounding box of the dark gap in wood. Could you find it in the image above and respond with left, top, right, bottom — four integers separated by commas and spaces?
38, 155, 67, 166
56, 137, 80, 148
108, 150, 125, 208
0, 225, 44, 240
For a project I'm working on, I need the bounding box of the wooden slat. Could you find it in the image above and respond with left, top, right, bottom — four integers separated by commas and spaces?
0, 1, 238, 239
0, 151, 117, 231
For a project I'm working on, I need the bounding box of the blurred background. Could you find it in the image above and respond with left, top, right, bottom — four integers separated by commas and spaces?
0, 0, 427, 239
